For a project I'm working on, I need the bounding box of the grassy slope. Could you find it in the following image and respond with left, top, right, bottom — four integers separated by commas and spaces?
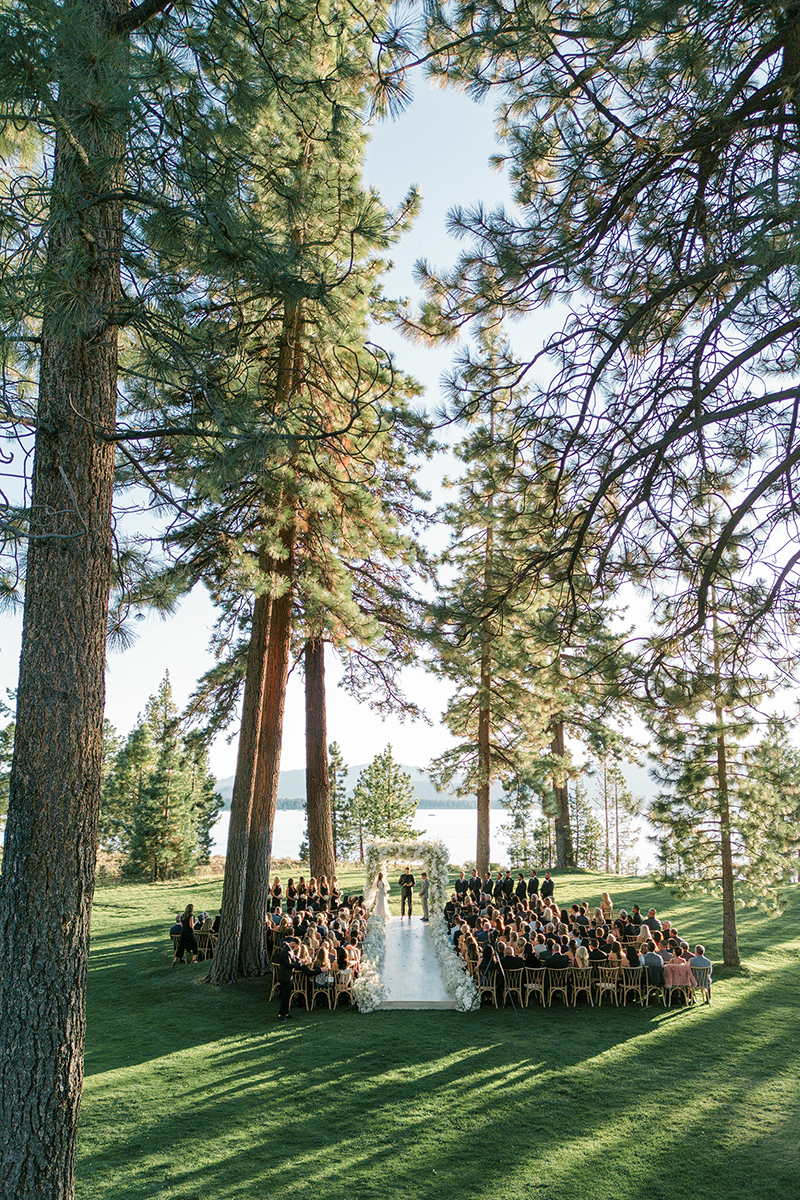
79, 869, 800, 1200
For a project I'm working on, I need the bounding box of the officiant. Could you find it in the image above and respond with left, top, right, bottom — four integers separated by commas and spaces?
399, 866, 415, 919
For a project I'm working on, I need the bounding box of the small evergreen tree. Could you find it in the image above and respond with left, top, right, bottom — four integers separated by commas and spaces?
99, 722, 156, 853
100, 676, 221, 869
328, 742, 354, 862
123, 724, 197, 882
569, 780, 604, 870
594, 759, 641, 875
351, 746, 420, 848
500, 773, 540, 868
184, 733, 224, 865
529, 815, 555, 871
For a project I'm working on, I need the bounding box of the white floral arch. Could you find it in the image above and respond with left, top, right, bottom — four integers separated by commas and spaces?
363, 838, 452, 915
355, 838, 481, 1013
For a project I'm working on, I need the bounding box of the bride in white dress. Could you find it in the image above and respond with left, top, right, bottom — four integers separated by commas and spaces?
374, 872, 391, 921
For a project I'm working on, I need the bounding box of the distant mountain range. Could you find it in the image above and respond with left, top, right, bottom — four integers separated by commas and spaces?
215, 760, 656, 811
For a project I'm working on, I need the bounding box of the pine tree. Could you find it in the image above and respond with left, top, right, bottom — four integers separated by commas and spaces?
99, 721, 156, 854
429, 328, 634, 872
414, 0, 800, 639
351, 746, 420, 844
594, 760, 641, 875
645, 503, 792, 964
530, 815, 556, 872
184, 733, 224, 866
500, 772, 542, 868
569, 780, 603, 871
429, 331, 554, 874
328, 742, 354, 862
129, 6, 431, 981
123, 723, 196, 881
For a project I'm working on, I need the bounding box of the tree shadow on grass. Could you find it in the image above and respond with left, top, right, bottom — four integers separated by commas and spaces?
79, 951, 800, 1200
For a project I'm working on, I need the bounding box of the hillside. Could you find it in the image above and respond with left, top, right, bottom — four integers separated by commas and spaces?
215, 760, 655, 811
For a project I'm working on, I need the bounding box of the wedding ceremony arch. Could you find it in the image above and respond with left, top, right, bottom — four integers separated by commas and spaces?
363, 837, 451, 914
355, 838, 480, 1013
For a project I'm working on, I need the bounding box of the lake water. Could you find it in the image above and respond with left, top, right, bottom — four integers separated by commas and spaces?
210, 807, 655, 870
211, 807, 515, 866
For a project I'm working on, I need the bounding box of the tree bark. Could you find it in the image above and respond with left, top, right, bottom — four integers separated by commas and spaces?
476, 504, 494, 877
715, 706, 741, 967
476, 638, 492, 877
240, 520, 296, 974
305, 637, 336, 882
0, 3, 126, 1196
551, 718, 575, 869
206, 572, 272, 985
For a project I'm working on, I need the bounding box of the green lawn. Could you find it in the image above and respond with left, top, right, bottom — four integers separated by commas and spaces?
78, 868, 800, 1200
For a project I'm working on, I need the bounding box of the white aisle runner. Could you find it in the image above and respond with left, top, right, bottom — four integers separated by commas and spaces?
381, 916, 457, 1010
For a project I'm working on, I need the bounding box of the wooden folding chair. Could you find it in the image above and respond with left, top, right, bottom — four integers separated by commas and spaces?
571, 967, 594, 1006
620, 966, 645, 1006
594, 965, 620, 1006
478, 970, 499, 1007
547, 967, 570, 1006
312, 972, 335, 1009
333, 969, 355, 1009
691, 965, 712, 1005
524, 966, 546, 1007
503, 968, 524, 1007
290, 969, 310, 1010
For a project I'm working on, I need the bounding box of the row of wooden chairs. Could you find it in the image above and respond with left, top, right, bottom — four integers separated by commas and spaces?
170, 931, 217, 960
477, 964, 712, 1008
269, 968, 356, 1010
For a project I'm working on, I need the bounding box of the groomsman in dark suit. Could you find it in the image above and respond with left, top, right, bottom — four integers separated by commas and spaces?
469, 870, 482, 901
399, 867, 415, 918
455, 871, 469, 901
527, 870, 539, 898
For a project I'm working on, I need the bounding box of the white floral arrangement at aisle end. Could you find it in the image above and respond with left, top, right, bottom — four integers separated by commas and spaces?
352, 912, 386, 1013
429, 914, 481, 1012
361, 837, 480, 1013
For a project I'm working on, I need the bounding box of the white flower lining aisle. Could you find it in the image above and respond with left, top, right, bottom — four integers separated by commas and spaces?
354, 838, 480, 1013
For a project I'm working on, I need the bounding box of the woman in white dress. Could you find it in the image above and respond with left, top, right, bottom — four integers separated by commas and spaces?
374, 872, 391, 921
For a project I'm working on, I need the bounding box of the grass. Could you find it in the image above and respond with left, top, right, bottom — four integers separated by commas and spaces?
78, 867, 800, 1200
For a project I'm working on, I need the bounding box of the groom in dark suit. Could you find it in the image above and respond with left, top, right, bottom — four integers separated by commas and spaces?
399, 867, 415, 918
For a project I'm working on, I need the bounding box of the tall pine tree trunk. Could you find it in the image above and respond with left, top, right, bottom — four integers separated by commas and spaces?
550, 717, 575, 869
207, 570, 272, 985
240, 520, 296, 974
476, 510, 494, 877
715, 704, 741, 967
476, 637, 492, 876
0, 3, 126, 1194
305, 637, 336, 882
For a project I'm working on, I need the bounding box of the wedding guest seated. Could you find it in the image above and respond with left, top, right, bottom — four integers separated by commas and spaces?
546, 941, 570, 969
606, 943, 625, 968
640, 941, 665, 985
573, 945, 590, 971
623, 942, 640, 969
663, 945, 696, 1001
642, 908, 662, 931
588, 938, 607, 964
690, 945, 712, 986
500, 941, 526, 972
